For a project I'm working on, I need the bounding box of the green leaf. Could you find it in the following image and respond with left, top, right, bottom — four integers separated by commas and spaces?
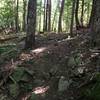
20, 83, 33, 91
30, 93, 38, 100
8, 83, 19, 97
24, 68, 34, 75
75, 56, 82, 65
10, 67, 25, 82
20, 73, 31, 82
68, 57, 76, 66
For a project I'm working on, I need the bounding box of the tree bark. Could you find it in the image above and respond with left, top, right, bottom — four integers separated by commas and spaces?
87, 2, 90, 25
58, 0, 65, 32
22, 0, 27, 31
90, 0, 100, 47
70, 0, 76, 36
75, 0, 81, 30
46, 0, 51, 32
43, 0, 46, 31
25, 0, 37, 49
44, 0, 51, 32
15, 0, 19, 33
88, 0, 94, 28
52, 0, 60, 31
80, 0, 84, 26
48, 0, 51, 32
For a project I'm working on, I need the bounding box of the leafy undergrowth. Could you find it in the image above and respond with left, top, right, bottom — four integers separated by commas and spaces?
0, 32, 100, 100
80, 73, 100, 100
0, 45, 16, 54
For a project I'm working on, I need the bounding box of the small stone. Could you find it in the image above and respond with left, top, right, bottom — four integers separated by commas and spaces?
58, 76, 72, 92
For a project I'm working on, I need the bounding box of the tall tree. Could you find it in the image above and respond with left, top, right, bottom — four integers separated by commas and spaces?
45, 0, 51, 32
25, 0, 37, 49
15, 0, 19, 33
58, 0, 65, 32
70, 0, 76, 36
75, 0, 81, 30
22, 0, 27, 31
90, 0, 100, 47
87, 1, 90, 25
38, 0, 42, 32
43, 0, 46, 31
80, 0, 84, 26
88, 0, 94, 28
52, 0, 60, 31
48, 0, 51, 32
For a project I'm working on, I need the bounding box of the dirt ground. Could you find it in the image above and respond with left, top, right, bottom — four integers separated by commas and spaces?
0, 32, 100, 100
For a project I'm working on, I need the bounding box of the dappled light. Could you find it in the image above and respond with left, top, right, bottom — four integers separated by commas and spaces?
31, 47, 47, 54
32, 86, 49, 95
0, 0, 100, 100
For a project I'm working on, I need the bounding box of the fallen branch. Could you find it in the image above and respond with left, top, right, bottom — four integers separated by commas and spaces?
0, 60, 22, 87
0, 36, 18, 43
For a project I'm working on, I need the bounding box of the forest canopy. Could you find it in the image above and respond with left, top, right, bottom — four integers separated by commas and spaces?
0, 0, 92, 32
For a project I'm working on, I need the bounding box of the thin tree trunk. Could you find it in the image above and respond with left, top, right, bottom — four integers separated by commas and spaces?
22, 0, 27, 31
38, 0, 42, 32
88, 0, 94, 28
70, 0, 76, 36
45, 0, 48, 31
45, 0, 51, 32
43, 0, 46, 31
52, 10, 57, 31
87, 2, 90, 25
15, 0, 19, 33
75, 0, 81, 30
66, 3, 69, 32
81, 0, 84, 26
39, 14, 42, 32
25, 0, 37, 49
12, 0, 16, 28
58, 0, 65, 32
48, 0, 51, 32
39, 0, 42, 32
52, 0, 60, 31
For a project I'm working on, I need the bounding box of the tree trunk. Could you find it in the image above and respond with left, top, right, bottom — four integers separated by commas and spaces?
22, 0, 27, 31
25, 0, 37, 49
12, 0, 16, 28
52, 9, 57, 31
15, 0, 19, 33
39, 13, 42, 32
48, 0, 51, 32
90, 0, 100, 47
75, 0, 81, 30
45, 0, 51, 32
52, 0, 60, 31
80, 0, 84, 26
87, 2, 90, 25
44, 0, 51, 32
88, 0, 94, 28
43, 0, 46, 31
70, 0, 76, 36
58, 0, 65, 32
45, 0, 48, 31
38, 0, 42, 32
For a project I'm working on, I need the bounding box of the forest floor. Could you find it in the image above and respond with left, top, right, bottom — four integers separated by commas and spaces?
0, 32, 100, 100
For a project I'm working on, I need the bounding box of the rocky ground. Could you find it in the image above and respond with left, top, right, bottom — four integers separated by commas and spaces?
0, 32, 100, 100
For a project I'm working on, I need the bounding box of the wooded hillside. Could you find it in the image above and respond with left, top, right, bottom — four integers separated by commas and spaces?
0, 0, 100, 100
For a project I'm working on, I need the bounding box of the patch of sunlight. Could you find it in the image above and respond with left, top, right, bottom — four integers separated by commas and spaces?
58, 35, 73, 43
91, 53, 99, 58
31, 47, 47, 54
32, 86, 49, 95
67, 35, 71, 40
